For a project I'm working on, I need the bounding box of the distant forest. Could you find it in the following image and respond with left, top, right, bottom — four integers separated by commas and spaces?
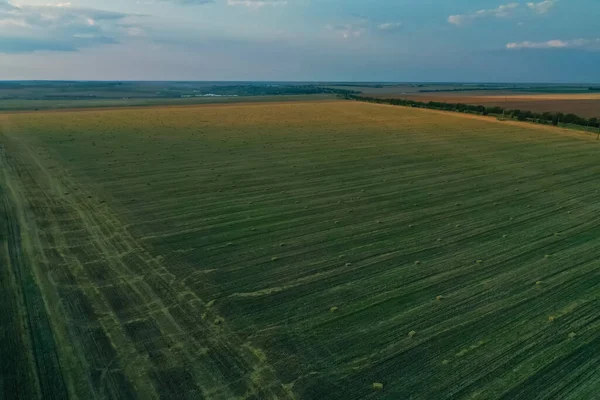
0, 82, 358, 101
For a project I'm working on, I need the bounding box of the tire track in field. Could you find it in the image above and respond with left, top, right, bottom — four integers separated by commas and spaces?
0, 141, 68, 399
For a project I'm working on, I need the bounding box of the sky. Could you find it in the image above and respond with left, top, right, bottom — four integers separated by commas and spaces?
0, 0, 599, 82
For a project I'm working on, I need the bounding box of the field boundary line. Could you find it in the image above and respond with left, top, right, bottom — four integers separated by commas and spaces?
355, 101, 600, 141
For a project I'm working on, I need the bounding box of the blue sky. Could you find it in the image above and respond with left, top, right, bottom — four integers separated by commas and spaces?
0, 0, 598, 81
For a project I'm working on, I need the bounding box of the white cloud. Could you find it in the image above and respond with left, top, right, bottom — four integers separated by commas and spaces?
447, 15, 464, 25
160, 0, 214, 5
156, 0, 286, 7
489, 3, 520, 17
378, 22, 402, 31
449, 3, 519, 26
527, 0, 557, 14
227, 0, 287, 7
0, 17, 28, 27
326, 20, 402, 38
326, 24, 365, 39
506, 38, 600, 49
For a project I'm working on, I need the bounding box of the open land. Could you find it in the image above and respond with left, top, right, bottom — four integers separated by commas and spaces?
0, 81, 352, 112
0, 95, 336, 112
3, 101, 600, 399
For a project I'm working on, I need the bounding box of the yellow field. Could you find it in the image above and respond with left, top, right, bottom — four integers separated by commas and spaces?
477, 93, 600, 100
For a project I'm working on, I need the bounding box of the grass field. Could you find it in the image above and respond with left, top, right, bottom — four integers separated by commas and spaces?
2, 101, 600, 399
0, 94, 335, 112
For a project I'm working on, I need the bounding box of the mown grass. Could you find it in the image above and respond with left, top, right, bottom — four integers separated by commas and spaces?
3, 101, 600, 399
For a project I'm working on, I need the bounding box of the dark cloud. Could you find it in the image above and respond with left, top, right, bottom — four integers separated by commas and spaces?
0, 1, 15, 11
0, 3, 142, 53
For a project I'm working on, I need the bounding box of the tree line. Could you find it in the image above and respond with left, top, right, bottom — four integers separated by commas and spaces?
198, 85, 360, 97
342, 94, 600, 130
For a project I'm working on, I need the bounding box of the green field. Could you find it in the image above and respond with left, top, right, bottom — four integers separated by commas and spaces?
2, 101, 600, 399
0, 94, 335, 112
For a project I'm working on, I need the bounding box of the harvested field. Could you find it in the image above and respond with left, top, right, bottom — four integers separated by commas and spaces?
380, 93, 600, 118
2, 101, 600, 399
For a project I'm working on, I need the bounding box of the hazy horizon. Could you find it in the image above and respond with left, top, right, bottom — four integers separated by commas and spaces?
1, 80, 600, 85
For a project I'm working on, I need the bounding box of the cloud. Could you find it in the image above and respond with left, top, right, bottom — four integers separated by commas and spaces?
0, 1, 15, 11
227, 0, 287, 7
326, 19, 402, 39
161, 0, 214, 5
526, 0, 557, 14
448, 3, 519, 26
156, 0, 287, 7
0, 2, 142, 53
378, 22, 402, 31
447, 15, 464, 25
327, 24, 365, 39
506, 38, 600, 50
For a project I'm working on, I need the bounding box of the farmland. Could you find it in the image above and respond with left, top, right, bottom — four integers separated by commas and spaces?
3, 100, 600, 399
0, 94, 336, 112
0, 81, 349, 112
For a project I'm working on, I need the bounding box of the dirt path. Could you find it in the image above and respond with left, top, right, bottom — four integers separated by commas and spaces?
0, 135, 69, 399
